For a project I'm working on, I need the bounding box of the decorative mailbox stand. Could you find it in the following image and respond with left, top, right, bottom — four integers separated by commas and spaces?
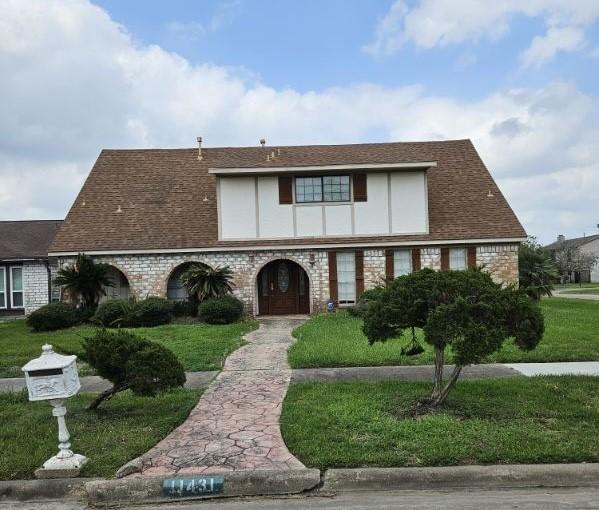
22, 344, 88, 478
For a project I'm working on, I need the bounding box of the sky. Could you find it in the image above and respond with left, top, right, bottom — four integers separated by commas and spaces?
1, 0, 598, 244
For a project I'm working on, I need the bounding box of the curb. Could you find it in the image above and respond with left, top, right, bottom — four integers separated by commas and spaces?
0, 478, 94, 502
321, 464, 599, 492
85, 469, 321, 506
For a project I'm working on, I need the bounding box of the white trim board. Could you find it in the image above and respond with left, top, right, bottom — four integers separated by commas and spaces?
49, 237, 526, 257
209, 161, 437, 175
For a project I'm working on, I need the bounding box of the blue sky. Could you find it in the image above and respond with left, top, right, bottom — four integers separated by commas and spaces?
95, 0, 599, 98
1, 0, 599, 243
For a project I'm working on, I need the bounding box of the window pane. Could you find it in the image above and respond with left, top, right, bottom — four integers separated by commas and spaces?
449, 248, 467, 270
323, 175, 350, 201
12, 292, 23, 308
336, 252, 356, 303
11, 267, 23, 292
394, 250, 412, 276
0, 268, 5, 308
296, 177, 323, 202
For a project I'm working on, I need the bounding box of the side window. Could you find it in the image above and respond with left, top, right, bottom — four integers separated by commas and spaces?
449, 248, 467, 270
0, 268, 5, 308
393, 249, 412, 276
336, 252, 356, 304
10, 267, 23, 308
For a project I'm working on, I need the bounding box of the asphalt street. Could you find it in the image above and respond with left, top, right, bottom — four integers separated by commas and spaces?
3, 487, 599, 509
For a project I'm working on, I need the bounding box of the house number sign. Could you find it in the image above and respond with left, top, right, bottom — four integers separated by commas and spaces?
163, 476, 224, 497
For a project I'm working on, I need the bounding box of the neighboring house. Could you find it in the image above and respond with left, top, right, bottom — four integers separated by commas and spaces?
0, 220, 63, 315
544, 234, 599, 283
49, 139, 526, 315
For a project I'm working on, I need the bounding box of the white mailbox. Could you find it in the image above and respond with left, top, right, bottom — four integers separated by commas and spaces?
22, 344, 87, 477
22, 344, 81, 401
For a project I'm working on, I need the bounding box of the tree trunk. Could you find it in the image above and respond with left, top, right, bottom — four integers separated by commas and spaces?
431, 346, 444, 399
88, 385, 126, 410
431, 365, 463, 407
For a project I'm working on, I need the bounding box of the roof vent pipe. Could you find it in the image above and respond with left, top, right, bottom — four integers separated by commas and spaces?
197, 136, 203, 161
557, 234, 565, 242
260, 138, 266, 147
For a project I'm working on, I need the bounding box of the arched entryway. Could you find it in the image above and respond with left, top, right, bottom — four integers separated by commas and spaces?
166, 262, 195, 301
257, 259, 309, 315
101, 266, 130, 302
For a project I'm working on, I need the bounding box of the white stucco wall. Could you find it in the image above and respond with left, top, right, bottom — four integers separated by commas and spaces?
579, 238, 599, 282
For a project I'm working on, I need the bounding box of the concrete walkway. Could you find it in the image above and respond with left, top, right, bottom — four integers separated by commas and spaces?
131, 317, 307, 476
553, 289, 599, 300
506, 361, 599, 376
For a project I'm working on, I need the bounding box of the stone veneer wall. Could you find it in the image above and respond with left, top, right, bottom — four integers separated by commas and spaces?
57, 243, 519, 316
23, 261, 50, 314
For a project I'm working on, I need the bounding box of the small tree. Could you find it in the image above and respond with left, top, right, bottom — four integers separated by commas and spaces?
554, 245, 599, 284
180, 262, 234, 302
363, 269, 544, 410
519, 236, 559, 300
80, 329, 185, 409
54, 253, 113, 308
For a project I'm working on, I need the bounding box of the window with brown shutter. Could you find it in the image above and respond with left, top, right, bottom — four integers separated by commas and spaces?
385, 249, 394, 282
353, 173, 367, 202
355, 250, 364, 298
278, 175, 293, 204
441, 247, 449, 270
412, 248, 421, 271
467, 246, 477, 269
328, 251, 338, 302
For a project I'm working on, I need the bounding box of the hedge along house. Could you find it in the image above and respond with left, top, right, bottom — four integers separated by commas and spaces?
48, 139, 526, 315
0, 220, 63, 316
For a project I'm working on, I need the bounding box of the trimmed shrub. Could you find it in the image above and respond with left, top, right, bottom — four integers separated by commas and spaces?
128, 297, 173, 327
93, 300, 129, 327
348, 286, 385, 318
198, 295, 244, 324
172, 299, 198, 318
27, 302, 79, 332
80, 329, 185, 409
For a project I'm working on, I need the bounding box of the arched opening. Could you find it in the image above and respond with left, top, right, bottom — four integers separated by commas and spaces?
101, 266, 130, 302
166, 262, 195, 302
257, 259, 309, 315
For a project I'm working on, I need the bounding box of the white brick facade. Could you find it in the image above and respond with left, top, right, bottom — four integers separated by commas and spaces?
22, 261, 51, 314
56, 243, 519, 316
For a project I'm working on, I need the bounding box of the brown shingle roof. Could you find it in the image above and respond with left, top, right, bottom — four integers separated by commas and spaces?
0, 220, 63, 260
49, 139, 525, 253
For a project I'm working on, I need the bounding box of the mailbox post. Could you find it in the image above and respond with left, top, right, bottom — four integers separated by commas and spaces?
22, 344, 88, 477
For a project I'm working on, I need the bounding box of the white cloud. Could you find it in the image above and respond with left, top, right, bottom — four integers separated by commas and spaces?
520, 26, 585, 68
365, 0, 599, 66
166, 0, 242, 40
0, 0, 597, 243
166, 21, 207, 40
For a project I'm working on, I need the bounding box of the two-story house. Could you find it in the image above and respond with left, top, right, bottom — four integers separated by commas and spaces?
48, 139, 526, 315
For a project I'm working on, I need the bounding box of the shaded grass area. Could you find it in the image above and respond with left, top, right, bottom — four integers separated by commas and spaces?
288, 298, 599, 368
560, 289, 599, 295
0, 388, 200, 480
0, 319, 257, 377
554, 283, 599, 290
281, 377, 599, 469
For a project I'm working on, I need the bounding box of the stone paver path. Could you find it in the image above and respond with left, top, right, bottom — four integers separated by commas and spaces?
133, 317, 306, 476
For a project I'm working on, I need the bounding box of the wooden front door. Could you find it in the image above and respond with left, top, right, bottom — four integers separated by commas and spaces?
258, 261, 309, 315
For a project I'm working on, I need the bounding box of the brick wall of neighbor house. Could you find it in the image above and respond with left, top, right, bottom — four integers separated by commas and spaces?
23, 261, 50, 314
57, 243, 519, 315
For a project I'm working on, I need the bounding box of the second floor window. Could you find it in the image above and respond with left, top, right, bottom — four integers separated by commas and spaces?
296, 175, 350, 203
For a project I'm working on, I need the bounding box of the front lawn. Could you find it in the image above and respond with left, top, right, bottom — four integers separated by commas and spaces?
560, 288, 599, 295
0, 319, 257, 378
0, 388, 200, 480
288, 298, 599, 368
281, 377, 599, 469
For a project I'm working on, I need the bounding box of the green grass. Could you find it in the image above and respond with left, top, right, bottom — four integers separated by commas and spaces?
281, 377, 599, 469
288, 298, 599, 368
0, 388, 200, 480
0, 319, 257, 378
554, 283, 599, 290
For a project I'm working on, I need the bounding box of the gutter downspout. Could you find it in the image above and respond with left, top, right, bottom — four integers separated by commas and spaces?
44, 259, 52, 305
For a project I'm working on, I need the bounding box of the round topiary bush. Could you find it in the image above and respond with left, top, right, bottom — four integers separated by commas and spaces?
26, 302, 79, 332
128, 297, 174, 327
80, 329, 186, 409
348, 286, 385, 318
198, 295, 244, 324
93, 299, 129, 327
172, 299, 198, 318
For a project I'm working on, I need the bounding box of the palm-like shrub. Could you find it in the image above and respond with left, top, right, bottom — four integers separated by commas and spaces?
180, 262, 234, 302
519, 236, 559, 300
54, 253, 114, 308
